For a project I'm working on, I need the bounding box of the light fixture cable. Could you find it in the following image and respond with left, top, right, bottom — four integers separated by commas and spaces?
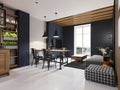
42, 16, 48, 39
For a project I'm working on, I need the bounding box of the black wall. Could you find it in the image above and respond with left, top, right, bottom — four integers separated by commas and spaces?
91, 19, 114, 59
47, 22, 63, 57
62, 19, 114, 58
47, 19, 114, 60
16, 10, 30, 67
63, 26, 74, 57
47, 22, 63, 48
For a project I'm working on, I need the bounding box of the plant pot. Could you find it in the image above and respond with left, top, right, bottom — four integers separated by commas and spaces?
103, 55, 110, 61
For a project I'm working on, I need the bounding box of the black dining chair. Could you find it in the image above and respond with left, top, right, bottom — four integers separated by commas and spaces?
42, 49, 56, 70
31, 48, 44, 67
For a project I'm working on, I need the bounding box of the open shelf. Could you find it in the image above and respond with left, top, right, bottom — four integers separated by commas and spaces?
10, 55, 18, 58
0, 16, 4, 18
0, 8, 5, 28
3, 37, 18, 40
0, 5, 19, 71
3, 38, 18, 41
6, 13, 18, 18
6, 22, 17, 26
9, 48, 18, 50
4, 45, 18, 48
0, 25, 4, 28
3, 30, 17, 33
10, 64, 18, 68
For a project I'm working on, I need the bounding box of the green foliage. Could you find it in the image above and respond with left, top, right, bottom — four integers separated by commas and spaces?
3, 32, 17, 38
96, 47, 112, 56
2, 41, 17, 46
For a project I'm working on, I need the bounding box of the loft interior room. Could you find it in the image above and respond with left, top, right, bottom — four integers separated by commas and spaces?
0, 0, 120, 90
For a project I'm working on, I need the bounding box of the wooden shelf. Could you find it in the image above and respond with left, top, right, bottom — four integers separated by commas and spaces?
7, 48, 18, 50
0, 8, 5, 28
10, 64, 18, 68
3, 37, 18, 41
0, 8, 5, 10
0, 24, 4, 28
0, 16, 4, 18
6, 13, 18, 18
6, 22, 17, 26
3, 39, 18, 41
3, 30, 17, 33
10, 55, 18, 58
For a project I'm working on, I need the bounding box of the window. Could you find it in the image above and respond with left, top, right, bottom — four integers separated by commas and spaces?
74, 24, 91, 56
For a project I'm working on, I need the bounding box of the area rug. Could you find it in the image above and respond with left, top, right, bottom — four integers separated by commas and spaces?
64, 61, 87, 70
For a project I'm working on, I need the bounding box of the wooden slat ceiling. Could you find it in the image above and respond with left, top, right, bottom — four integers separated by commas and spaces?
52, 6, 113, 27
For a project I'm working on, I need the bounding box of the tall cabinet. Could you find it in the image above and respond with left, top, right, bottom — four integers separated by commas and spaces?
1, 7, 18, 69
0, 6, 29, 71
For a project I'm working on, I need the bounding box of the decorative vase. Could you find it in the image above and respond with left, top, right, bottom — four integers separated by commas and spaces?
103, 54, 110, 61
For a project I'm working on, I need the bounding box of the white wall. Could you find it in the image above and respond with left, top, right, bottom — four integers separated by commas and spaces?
30, 16, 46, 50
30, 16, 46, 63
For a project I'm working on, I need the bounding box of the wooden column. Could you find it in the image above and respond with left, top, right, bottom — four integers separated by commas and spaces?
114, 0, 120, 89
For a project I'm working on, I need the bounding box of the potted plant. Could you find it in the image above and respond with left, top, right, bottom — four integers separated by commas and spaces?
97, 47, 112, 61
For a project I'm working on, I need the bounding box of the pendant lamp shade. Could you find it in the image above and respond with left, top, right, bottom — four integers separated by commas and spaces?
53, 30, 59, 38
53, 12, 59, 38
42, 32, 48, 38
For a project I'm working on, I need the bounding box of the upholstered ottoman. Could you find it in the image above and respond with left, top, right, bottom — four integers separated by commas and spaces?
85, 64, 116, 87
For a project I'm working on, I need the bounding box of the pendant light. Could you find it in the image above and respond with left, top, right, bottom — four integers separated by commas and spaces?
42, 16, 48, 39
53, 12, 59, 38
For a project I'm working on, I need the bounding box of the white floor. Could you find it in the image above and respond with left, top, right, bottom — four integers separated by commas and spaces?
0, 63, 118, 90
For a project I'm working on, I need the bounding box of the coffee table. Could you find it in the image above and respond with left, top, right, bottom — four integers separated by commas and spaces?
71, 54, 87, 62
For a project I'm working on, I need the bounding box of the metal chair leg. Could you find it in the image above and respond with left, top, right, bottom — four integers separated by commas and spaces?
54, 59, 57, 68
42, 60, 45, 69
48, 60, 50, 70
35, 59, 37, 67
31, 58, 34, 66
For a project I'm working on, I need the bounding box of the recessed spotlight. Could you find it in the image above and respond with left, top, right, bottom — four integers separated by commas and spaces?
35, 1, 39, 4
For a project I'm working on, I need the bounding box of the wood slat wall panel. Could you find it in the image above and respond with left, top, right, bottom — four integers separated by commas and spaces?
52, 6, 113, 26
59, 16, 112, 27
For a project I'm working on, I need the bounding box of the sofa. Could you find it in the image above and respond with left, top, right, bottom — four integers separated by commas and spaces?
85, 55, 103, 67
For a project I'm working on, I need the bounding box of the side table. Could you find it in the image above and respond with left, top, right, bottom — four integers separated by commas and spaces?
102, 60, 112, 66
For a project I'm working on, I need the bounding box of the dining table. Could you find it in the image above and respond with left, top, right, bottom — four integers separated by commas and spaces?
48, 49, 70, 69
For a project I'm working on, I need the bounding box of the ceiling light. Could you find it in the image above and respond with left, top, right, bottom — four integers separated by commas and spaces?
35, 1, 39, 4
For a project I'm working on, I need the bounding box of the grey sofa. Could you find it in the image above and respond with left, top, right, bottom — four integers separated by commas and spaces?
85, 55, 103, 67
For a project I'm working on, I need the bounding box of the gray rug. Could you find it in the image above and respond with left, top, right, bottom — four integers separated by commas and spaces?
64, 61, 87, 70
